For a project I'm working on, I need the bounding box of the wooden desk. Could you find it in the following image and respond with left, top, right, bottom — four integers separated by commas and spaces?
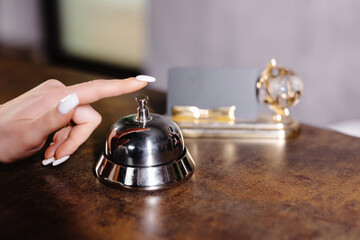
1, 58, 360, 240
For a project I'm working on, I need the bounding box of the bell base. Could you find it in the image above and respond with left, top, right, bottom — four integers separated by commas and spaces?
95, 149, 195, 191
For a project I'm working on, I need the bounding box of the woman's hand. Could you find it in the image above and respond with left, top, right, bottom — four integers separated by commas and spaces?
0, 75, 155, 165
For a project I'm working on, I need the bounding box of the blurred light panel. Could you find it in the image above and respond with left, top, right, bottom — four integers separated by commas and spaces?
59, 0, 145, 68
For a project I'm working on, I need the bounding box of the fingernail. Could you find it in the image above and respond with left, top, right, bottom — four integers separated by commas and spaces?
136, 75, 156, 82
52, 155, 70, 166
49, 142, 54, 146
57, 93, 79, 115
42, 157, 55, 166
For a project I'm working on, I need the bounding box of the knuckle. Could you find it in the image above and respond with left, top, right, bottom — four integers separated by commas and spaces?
94, 112, 102, 126
89, 79, 103, 88
87, 80, 103, 100
53, 129, 69, 142
53, 133, 65, 142
43, 79, 65, 88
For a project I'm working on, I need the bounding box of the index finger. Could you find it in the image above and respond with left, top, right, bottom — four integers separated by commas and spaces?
66, 77, 149, 104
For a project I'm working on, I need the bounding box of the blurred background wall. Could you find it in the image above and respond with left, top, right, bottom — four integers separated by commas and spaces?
1, 0, 360, 128
0, 0, 43, 51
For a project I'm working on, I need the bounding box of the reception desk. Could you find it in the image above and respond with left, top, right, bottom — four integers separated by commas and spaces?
1, 58, 360, 239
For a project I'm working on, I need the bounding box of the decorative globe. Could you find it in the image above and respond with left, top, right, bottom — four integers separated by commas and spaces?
256, 59, 303, 117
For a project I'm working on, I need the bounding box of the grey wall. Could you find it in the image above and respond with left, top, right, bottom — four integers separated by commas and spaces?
146, 0, 360, 126
0, 0, 43, 49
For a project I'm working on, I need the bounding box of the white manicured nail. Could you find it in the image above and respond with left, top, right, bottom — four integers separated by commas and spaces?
136, 75, 156, 82
52, 155, 70, 166
42, 157, 55, 166
57, 93, 79, 115
49, 142, 54, 146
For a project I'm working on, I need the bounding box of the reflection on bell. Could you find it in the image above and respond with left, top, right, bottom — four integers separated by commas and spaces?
95, 96, 195, 190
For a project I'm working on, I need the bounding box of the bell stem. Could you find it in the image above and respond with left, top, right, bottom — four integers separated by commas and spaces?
136, 96, 152, 124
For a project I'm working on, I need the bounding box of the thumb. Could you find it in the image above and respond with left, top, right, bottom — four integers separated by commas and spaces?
34, 93, 79, 139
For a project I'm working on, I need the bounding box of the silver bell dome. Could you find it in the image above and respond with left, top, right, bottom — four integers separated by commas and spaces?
95, 96, 195, 190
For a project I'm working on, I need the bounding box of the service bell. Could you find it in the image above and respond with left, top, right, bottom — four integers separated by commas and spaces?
95, 96, 195, 190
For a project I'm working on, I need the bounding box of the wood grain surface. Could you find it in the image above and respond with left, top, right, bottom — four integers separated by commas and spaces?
1, 58, 360, 240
